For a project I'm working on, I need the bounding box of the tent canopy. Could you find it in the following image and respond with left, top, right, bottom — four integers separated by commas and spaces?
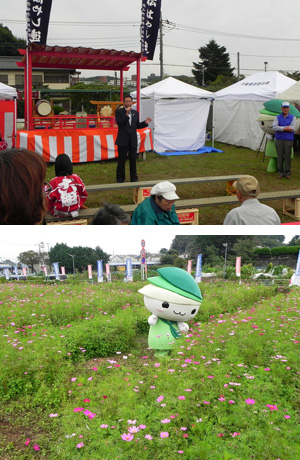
215, 71, 295, 101
0, 82, 17, 100
131, 77, 214, 100
277, 81, 300, 105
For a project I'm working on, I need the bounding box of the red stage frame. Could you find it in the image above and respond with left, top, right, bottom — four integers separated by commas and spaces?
17, 44, 146, 131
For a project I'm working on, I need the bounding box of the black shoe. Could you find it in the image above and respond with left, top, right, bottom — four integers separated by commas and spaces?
131, 178, 138, 182
117, 180, 124, 183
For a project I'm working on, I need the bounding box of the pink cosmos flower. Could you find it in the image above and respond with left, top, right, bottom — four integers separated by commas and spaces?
266, 404, 278, 411
229, 400, 235, 404
178, 450, 184, 454
218, 397, 226, 402
139, 424, 146, 429
160, 431, 169, 438
100, 424, 108, 428
25, 439, 30, 446
73, 407, 84, 412
157, 396, 164, 403
231, 432, 240, 437
161, 418, 171, 424
33, 444, 40, 451
49, 413, 58, 417
121, 433, 134, 441
128, 426, 140, 433
83, 399, 90, 403
245, 398, 255, 405
76, 442, 84, 448
145, 434, 153, 440
178, 396, 186, 400
284, 415, 291, 419
92, 367, 98, 371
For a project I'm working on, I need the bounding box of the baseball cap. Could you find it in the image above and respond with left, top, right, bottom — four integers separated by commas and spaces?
233, 175, 260, 197
151, 181, 179, 200
281, 101, 290, 107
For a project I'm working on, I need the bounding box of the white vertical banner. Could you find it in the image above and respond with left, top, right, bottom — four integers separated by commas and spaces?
97, 260, 103, 283
52, 262, 60, 280
126, 257, 133, 282
187, 260, 192, 274
195, 254, 202, 283
4, 268, 10, 280
87, 265, 93, 280
14, 265, 19, 280
295, 250, 300, 276
236, 257, 241, 283
61, 266, 65, 275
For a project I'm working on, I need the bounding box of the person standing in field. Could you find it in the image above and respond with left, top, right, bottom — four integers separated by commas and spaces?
272, 101, 296, 179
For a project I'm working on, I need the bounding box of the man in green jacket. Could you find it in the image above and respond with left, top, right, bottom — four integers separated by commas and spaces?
131, 181, 180, 225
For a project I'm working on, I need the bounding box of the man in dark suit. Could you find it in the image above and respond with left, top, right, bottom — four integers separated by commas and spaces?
115, 95, 151, 183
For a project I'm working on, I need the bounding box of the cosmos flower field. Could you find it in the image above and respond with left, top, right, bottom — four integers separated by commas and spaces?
0, 280, 299, 460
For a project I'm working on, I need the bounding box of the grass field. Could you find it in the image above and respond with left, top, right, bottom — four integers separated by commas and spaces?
44, 142, 300, 225
0, 280, 299, 459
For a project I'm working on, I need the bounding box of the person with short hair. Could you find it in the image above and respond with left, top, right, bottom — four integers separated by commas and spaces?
223, 175, 281, 225
272, 101, 296, 179
0, 148, 47, 225
91, 202, 131, 225
131, 181, 180, 225
115, 95, 151, 183
44, 153, 88, 218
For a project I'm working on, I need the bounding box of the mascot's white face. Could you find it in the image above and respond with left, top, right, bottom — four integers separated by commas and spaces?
143, 295, 200, 322
139, 285, 201, 322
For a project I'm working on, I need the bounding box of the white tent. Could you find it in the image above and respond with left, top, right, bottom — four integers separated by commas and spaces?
277, 81, 300, 105
214, 72, 295, 151
131, 77, 214, 153
0, 82, 17, 100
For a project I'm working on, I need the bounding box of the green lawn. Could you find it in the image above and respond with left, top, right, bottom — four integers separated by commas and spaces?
45, 142, 300, 224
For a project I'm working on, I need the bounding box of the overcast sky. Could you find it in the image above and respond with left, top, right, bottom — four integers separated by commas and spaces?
2, 0, 300, 80
0, 226, 296, 263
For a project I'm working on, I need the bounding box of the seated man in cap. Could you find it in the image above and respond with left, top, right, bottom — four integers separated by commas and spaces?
272, 101, 296, 179
131, 181, 180, 225
223, 175, 281, 225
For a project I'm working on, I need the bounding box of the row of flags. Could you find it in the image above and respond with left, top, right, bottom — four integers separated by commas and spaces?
26, 0, 161, 61
5, 251, 300, 282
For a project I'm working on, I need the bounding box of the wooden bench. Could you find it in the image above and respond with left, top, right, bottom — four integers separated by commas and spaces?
84, 175, 246, 193
45, 189, 300, 223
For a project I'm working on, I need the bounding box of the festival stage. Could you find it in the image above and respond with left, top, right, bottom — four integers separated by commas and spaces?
16, 127, 153, 163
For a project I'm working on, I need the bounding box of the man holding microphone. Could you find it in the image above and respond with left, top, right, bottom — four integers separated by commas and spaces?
115, 95, 151, 183
273, 101, 296, 179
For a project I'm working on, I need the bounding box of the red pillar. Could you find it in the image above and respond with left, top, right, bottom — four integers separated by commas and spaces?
27, 46, 33, 130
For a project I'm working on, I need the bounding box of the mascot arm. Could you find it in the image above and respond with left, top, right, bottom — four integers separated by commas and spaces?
148, 314, 158, 326
177, 322, 189, 333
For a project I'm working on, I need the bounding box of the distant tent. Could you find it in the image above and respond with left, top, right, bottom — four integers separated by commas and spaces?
276, 80, 300, 106
214, 72, 295, 150
131, 77, 214, 153
0, 82, 17, 100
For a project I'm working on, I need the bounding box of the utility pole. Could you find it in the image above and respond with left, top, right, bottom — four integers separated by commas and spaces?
237, 52, 240, 80
159, 18, 163, 80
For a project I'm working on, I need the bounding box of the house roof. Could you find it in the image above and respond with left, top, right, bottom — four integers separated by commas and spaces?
17, 44, 143, 72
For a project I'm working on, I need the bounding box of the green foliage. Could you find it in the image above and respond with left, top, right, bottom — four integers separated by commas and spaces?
0, 23, 26, 56
52, 105, 65, 115
48, 243, 110, 273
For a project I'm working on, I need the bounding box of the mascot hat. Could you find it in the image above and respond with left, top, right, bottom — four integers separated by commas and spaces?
147, 267, 202, 303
